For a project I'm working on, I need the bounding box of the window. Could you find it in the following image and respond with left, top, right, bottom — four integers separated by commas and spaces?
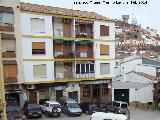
31, 18, 45, 33
86, 64, 89, 73
100, 44, 109, 55
90, 64, 94, 73
76, 64, 80, 74
100, 25, 109, 36
0, 13, 14, 25
81, 64, 85, 74
100, 63, 110, 75
1, 40, 16, 52
33, 64, 46, 78
102, 83, 109, 95
83, 85, 91, 97
32, 42, 45, 54
2, 13, 14, 25
3, 65, 17, 78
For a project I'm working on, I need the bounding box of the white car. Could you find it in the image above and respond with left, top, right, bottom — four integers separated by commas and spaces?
90, 112, 128, 120
39, 100, 61, 117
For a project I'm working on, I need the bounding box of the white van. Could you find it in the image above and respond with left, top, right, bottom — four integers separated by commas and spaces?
90, 112, 128, 120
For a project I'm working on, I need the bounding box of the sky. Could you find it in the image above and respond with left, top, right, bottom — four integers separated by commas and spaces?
21, 0, 160, 34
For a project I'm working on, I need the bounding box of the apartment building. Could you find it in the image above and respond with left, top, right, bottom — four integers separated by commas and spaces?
0, 2, 115, 106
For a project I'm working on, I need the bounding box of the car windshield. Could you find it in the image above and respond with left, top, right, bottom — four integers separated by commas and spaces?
7, 106, 21, 112
121, 103, 128, 108
28, 103, 39, 110
68, 103, 79, 108
50, 104, 60, 108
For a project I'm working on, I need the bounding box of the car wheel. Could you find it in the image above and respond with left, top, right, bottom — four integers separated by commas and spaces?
85, 110, 89, 115
115, 109, 118, 114
45, 112, 50, 117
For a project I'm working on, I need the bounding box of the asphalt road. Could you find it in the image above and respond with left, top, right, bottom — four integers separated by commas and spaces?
26, 108, 160, 120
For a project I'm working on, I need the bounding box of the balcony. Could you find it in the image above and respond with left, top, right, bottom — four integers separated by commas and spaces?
2, 51, 16, 58
0, 25, 14, 32
76, 51, 93, 58
55, 72, 74, 79
76, 72, 95, 78
54, 29, 73, 38
54, 51, 75, 58
4, 77, 17, 84
75, 20, 93, 39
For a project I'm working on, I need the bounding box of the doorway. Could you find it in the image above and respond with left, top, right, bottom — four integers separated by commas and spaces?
56, 90, 63, 101
28, 92, 37, 102
114, 89, 129, 103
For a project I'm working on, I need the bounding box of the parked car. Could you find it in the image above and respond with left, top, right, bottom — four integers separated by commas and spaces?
94, 102, 108, 113
39, 99, 49, 112
106, 101, 128, 114
79, 102, 98, 115
23, 102, 42, 118
58, 97, 82, 116
7, 105, 24, 120
39, 100, 61, 117
90, 112, 128, 120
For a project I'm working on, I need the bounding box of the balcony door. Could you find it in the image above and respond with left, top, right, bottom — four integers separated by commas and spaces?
63, 22, 72, 37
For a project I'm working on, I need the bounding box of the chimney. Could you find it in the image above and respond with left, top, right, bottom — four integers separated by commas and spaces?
122, 15, 129, 23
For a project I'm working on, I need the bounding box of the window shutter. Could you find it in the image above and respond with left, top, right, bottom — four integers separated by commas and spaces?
55, 43, 63, 51
33, 64, 46, 77
32, 42, 45, 50
100, 44, 109, 55
3, 65, 17, 77
31, 18, 45, 33
100, 25, 109, 36
100, 63, 110, 75
1, 40, 16, 52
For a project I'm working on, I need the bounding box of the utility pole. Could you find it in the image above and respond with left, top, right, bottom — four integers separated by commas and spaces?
0, 34, 7, 120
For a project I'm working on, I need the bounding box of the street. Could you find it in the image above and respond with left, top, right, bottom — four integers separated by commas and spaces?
27, 108, 160, 120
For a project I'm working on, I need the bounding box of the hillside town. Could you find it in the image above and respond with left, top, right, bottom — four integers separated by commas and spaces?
0, 0, 160, 120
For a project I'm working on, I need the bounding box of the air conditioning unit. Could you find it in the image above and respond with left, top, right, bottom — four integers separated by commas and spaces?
63, 19, 70, 24
80, 52, 87, 58
27, 84, 34, 89
13, 84, 21, 90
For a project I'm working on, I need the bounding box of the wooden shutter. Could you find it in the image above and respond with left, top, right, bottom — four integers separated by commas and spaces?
79, 44, 87, 52
55, 43, 63, 51
3, 65, 17, 77
100, 44, 109, 55
32, 42, 45, 50
100, 25, 109, 36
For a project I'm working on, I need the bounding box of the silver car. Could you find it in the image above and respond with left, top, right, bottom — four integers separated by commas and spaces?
106, 101, 128, 114
58, 98, 82, 116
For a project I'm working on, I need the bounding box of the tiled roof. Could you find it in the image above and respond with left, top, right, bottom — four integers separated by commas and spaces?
20, 2, 111, 21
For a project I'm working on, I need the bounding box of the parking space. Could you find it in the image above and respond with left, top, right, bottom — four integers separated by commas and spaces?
26, 108, 160, 120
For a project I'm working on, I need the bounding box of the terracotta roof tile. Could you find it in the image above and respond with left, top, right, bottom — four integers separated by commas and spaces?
20, 2, 110, 21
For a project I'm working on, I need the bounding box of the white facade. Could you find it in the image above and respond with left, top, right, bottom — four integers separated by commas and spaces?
23, 61, 54, 82
22, 38, 53, 59
21, 13, 53, 36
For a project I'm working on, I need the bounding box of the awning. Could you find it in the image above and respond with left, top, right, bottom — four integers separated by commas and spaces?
54, 86, 66, 90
